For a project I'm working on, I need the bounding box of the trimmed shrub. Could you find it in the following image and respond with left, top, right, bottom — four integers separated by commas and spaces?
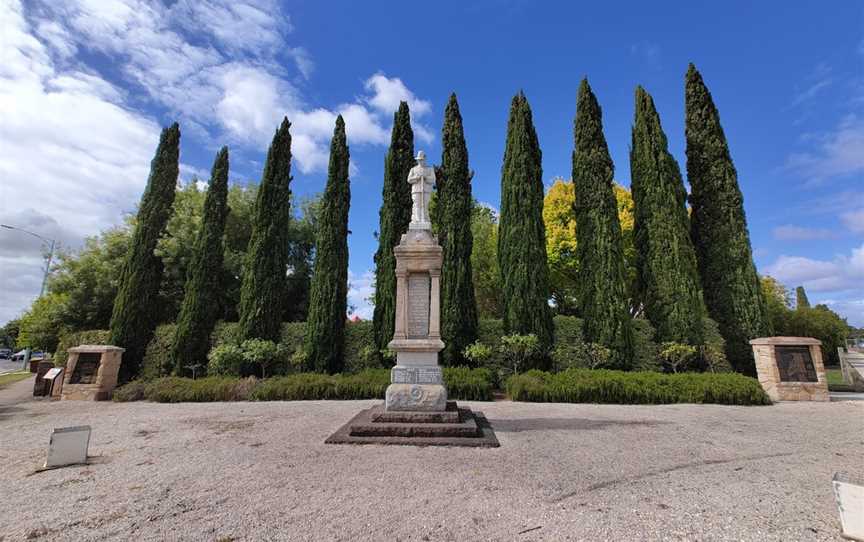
207, 344, 245, 376
112, 379, 147, 402
111, 367, 495, 402
141, 324, 176, 380
344, 320, 378, 372
443, 366, 494, 401
252, 369, 389, 401
55, 329, 110, 366
631, 318, 660, 371
658, 342, 699, 373
506, 368, 770, 406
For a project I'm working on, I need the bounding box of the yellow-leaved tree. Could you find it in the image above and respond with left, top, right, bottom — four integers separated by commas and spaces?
543, 177, 635, 314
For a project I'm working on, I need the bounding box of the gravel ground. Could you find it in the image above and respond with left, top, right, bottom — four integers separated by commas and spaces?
0, 394, 861, 541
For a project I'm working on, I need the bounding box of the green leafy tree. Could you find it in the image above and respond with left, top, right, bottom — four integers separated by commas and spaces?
795, 286, 811, 310
172, 147, 230, 375
110, 123, 180, 382
305, 116, 351, 373
471, 204, 502, 319
760, 275, 792, 333
498, 91, 554, 359
438, 94, 479, 365
239, 118, 294, 342
686, 64, 769, 375
50, 226, 130, 331
630, 86, 706, 345
572, 79, 634, 367
373, 102, 414, 359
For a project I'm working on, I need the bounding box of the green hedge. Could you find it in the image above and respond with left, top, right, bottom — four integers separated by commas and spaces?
506, 368, 770, 405
114, 367, 494, 402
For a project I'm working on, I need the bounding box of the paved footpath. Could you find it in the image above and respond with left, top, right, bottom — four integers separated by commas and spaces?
0, 373, 35, 407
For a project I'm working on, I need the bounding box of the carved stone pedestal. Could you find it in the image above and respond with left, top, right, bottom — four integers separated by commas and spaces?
385, 227, 446, 411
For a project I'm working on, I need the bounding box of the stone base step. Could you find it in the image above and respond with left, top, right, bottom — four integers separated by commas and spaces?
325, 403, 499, 448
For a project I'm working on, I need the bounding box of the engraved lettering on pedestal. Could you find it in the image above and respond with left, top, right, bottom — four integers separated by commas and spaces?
407, 273, 430, 338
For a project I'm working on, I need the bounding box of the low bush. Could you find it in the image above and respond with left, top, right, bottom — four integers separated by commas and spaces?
112, 367, 496, 402
443, 367, 494, 401
140, 324, 176, 380
505, 368, 771, 406
54, 329, 110, 366
251, 369, 390, 401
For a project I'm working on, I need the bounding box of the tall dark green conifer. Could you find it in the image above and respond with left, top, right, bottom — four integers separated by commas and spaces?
172, 147, 230, 375
686, 64, 769, 375
795, 286, 810, 310
110, 123, 180, 382
439, 94, 479, 365
238, 117, 293, 342
305, 116, 351, 374
630, 86, 706, 345
498, 92, 554, 357
372, 102, 414, 359
572, 79, 634, 367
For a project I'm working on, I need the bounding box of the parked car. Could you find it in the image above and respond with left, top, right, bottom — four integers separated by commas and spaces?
10, 350, 44, 362
0, 348, 11, 359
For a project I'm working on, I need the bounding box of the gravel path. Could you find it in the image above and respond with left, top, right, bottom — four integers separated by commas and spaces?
0, 397, 861, 541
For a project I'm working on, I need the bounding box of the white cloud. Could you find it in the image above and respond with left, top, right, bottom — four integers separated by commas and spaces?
26, 1, 435, 172
822, 298, 864, 327
347, 270, 375, 320
1, 0, 435, 323
786, 114, 864, 184
763, 243, 864, 293
772, 224, 836, 241
0, 0, 162, 324
364, 73, 431, 117
841, 209, 864, 234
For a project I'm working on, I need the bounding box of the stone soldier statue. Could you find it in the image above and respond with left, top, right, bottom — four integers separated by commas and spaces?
407, 150, 435, 229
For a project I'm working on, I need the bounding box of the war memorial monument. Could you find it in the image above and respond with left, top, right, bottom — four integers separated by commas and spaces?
326, 152, 498, 446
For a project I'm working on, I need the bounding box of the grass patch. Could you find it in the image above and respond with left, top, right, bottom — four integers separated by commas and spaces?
823, 367, 855, 392
114, 368, 495, 403
506, 368, 771, 406
0, 371, 33, 390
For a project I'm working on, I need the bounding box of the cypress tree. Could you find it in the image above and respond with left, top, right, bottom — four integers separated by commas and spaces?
110, 123, 180, 382
498, 92, 554, 356
630, 86, 706, 345
238, 117, 294, 342
372, 102, 414, 359
686, 64, 769, 375
172, 147, 230, 375
305, 116, 351, 374
572, 79, 634, 367
439, 93, 479, 365
795, 286, 810, 310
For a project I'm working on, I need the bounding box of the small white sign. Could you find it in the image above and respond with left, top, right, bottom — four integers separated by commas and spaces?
45, 426, 91, 468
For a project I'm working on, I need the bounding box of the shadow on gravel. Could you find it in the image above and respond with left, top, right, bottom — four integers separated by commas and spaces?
487, 417, 672, 433
0, 405, 28, 421
551, 451, 795, 502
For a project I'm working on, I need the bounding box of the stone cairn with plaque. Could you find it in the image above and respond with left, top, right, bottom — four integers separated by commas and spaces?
750, 337, 829, 402
327, 152, 498, 447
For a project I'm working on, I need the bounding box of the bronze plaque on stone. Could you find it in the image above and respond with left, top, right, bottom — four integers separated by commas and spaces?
407, 273, 430, 338
70, 352, 101, 384
775, 346, 818, 382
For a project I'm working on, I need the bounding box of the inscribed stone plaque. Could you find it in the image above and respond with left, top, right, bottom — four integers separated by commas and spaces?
407, 273, 430, 338
775, 346, 818, 382
392, 366, 442, 385
70, 353, 101, 384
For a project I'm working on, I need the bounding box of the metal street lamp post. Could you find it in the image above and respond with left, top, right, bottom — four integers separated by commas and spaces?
1, 224, 56, 370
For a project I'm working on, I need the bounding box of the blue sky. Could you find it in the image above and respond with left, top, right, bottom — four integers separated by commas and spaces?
1, 0, 862, 326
